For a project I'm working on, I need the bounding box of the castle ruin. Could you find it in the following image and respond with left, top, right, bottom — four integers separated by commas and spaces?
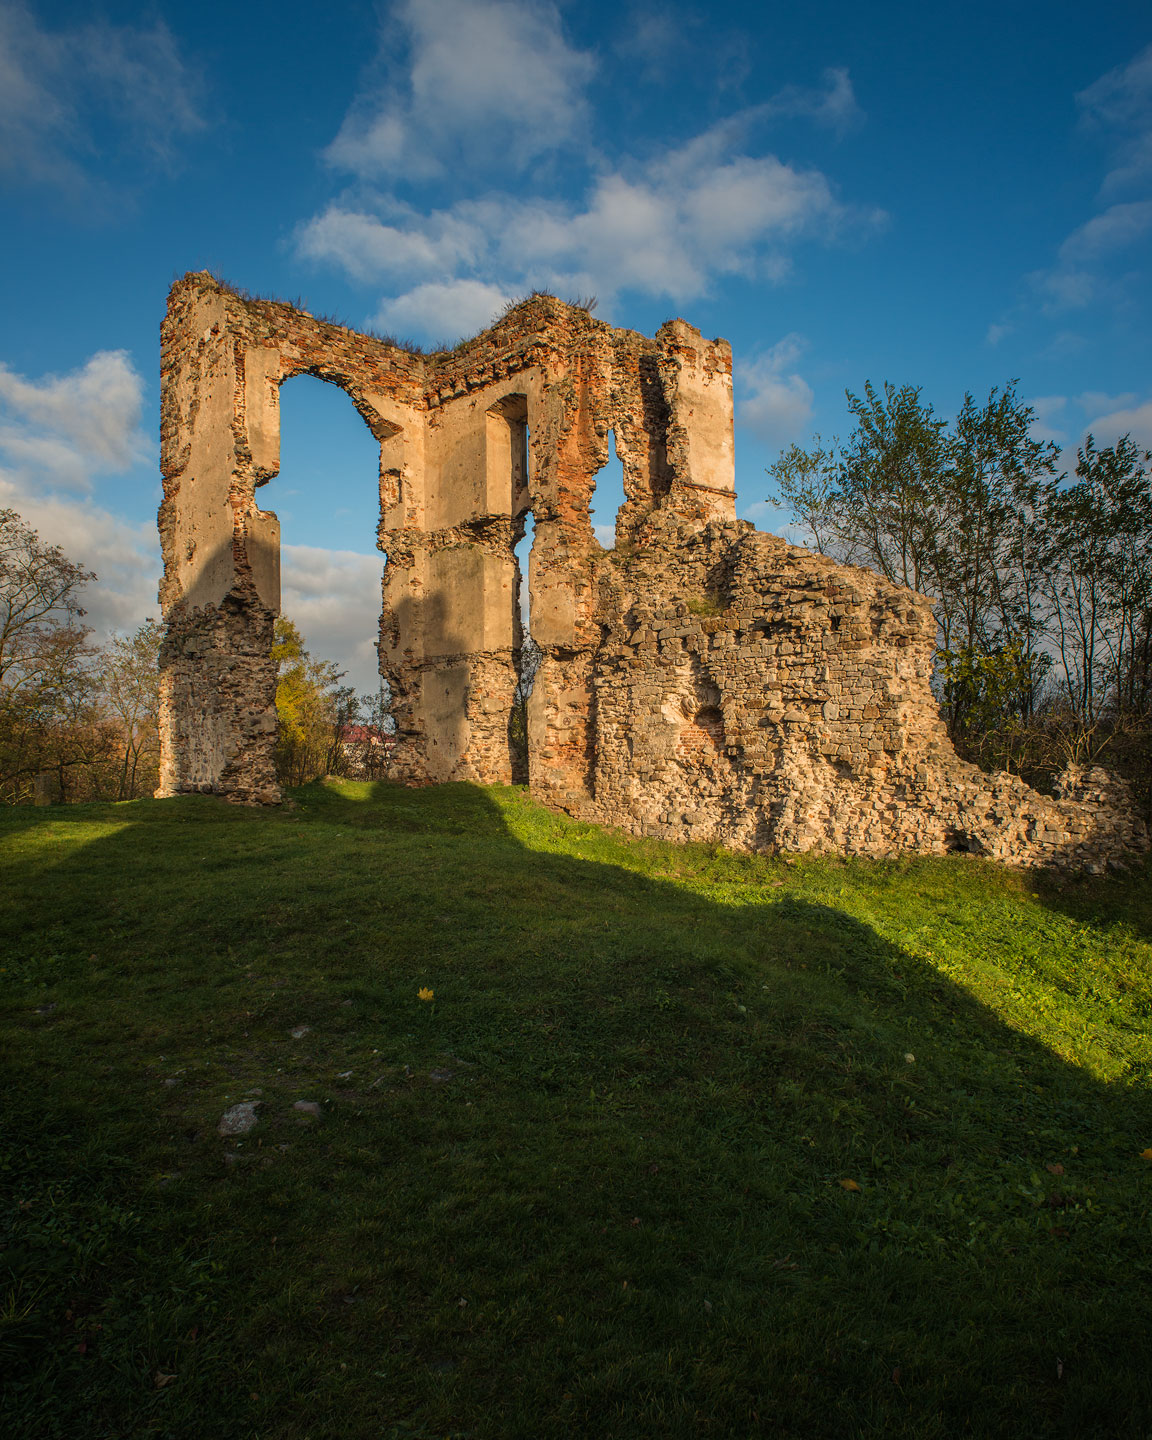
157, 273, 1146, 870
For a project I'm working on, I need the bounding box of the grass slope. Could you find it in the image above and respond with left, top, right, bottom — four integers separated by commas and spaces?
1, 780, 1151, 1439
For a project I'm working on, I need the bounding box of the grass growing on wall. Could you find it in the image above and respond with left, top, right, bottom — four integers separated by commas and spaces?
2, 781, 1151, 1439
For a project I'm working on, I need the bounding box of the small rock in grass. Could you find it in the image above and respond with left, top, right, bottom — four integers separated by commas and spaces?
293, 1100, 323, 1119
429, 1069, 454, 1083
218, 1101, 261, 1136
289, 1025, 311, 1039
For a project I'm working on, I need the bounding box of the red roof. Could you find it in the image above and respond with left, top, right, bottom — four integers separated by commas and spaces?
341, 725, 395, 745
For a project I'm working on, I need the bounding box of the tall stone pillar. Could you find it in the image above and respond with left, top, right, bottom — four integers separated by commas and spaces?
156, 279, 282, 802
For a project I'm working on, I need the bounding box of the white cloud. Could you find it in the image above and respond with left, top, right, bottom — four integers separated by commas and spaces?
0, 351, 148, 480
1027, 394, 1069, 444
614, 9, 685, 77
1039, 330, 1088, 359
0, 0, 202, 192
1077, 389, 1136, 414
1023, 391, 1152, 468
0, 351, 149, 493
1028, 264, 1096, 312
985, 322, 1012, 346
300, 120, 884, 338
281, 544, 385, 694
1029, 199, 1152, 311
1081, 394, 1152, 451
735, 335, 814, 447
1025, 47, 1152, 321
304, 15, 879, 340
1058, 200, 1152, 261
0, 348, 158, 639
0, 479, 160, 637
755, 66, 863, 135
296, 204, 483, 285
373, 279, 513, 342
1077, 43, 1152, 195
326, 0, 594, 181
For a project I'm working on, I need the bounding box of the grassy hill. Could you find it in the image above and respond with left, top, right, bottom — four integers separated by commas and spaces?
2, 780, 1151, 1439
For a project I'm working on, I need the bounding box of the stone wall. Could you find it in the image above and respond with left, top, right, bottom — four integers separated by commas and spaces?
157, 272, 1147, 870
583, 514, 1146, 871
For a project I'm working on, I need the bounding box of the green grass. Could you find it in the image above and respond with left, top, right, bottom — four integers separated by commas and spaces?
2, 780, 1151, 1439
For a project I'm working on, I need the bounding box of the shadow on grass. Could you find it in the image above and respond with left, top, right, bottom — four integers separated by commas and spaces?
1, 780, 1151, 1440
1036, 850, 1152, 943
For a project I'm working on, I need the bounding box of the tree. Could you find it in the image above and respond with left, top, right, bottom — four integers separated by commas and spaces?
768, 383, 1061, 721
98, 619, 162, 799
509, 635, 541, 781
767, 385, 1152, 804
935, 384, 1059, 734
835, 381, 951, 595
1038, 435, 1152, 790
0, 510, 98, 803
272, 617, 353, 786
762, 438, 842, 556
0, 509, 95, 703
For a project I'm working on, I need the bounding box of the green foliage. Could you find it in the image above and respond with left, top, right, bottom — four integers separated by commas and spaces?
273, 617, 355, 786
0, 508, 98, 802
838, 381, 951, 595
764, 438, 841, 555
99, 618, 161, 799
939, 640, 1053, 775
2, 783, 1151, 1437
0, 511, 163, 803
685, 591, 725, 617
768, 387, 1152, 803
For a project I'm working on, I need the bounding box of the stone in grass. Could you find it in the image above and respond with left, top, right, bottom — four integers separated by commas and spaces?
289, 1025, 312, 1039
293, 1100, 323, 1120
218, 1101, 261, 1136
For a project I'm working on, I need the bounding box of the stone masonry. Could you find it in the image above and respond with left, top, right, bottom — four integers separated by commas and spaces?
157, 272, 1147, 871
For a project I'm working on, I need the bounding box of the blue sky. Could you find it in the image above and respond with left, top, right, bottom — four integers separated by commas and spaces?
1, 0, 1150, 691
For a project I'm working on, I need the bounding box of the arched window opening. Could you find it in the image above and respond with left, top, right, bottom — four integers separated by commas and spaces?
488, 393, 534, 784
273, 374, 392, 782
589, 429, 626, 550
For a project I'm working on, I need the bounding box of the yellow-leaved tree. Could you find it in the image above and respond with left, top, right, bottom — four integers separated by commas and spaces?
272, 618, 354, 786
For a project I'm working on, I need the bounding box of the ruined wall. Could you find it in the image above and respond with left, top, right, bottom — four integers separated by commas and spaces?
159, 275, 424, 801
157, 272, 734, 805
582, 515, 1147, 871
157, 272, 1146, 871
